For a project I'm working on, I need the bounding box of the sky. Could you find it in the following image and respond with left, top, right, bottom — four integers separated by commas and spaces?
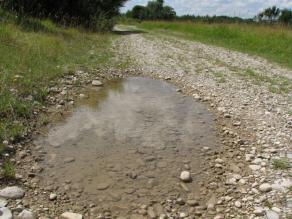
121, 0, 292, 18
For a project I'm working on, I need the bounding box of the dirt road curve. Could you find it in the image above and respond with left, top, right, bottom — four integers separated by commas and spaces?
114, 27, 292, 218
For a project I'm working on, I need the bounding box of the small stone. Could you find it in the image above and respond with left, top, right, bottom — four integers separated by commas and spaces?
60, 212, 83, 219
253, 207, 265, 216
0, 207, 12, 219
249, 165, 261, 171
193, 94, 201, 100
234, 201, 242, 208
271, 207, 281, 213
147, 207, 157, 219
259, 183, 272, 193
215, 158, 224, 164
17, 209, 35, 219
176, 198, 185, 205
186, 200, 199, 207
214, 215, 224, 219
96, 183, 109, 190
49, 193, 57, 201
64, 157, 75, 163
79, 94, 86, 98
180, 171, 192, 182
92, 80, 103, 86
0, 186, 25, 199
179, 212, 187, 218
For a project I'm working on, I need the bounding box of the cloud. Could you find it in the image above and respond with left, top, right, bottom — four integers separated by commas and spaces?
121, 0, 292, 18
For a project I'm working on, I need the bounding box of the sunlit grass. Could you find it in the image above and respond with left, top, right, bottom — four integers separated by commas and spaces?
0, 10, 113, 143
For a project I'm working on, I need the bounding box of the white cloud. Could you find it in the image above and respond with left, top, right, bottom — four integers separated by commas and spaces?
121, 0, 292, 18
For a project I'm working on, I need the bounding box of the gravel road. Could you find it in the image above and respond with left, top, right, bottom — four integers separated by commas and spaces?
114, 28, 292, 218
1, 26, 291, 219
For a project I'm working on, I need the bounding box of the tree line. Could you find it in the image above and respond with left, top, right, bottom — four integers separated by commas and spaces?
256, 6, 292, 24
125, 0, 176, 20
0, 0, 127, 31
125, 2, 292, 25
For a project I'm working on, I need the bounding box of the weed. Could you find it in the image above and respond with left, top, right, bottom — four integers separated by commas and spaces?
264, 200, 273, 209
73, 79, 82, 87
39, 115, 49, 126
0, 143, 4, 154
272, 159, 291, 170
213, 72, 227, 83
2, 160, 16, 179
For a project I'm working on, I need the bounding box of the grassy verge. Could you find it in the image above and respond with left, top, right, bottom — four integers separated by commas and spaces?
135, 21, 292, 69
0, 10, 113, 145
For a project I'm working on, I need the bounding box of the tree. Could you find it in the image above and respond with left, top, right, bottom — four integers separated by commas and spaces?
131, 5, 148, 20
2, 0, 127, 30
162, 6, 176, 20
147, 0, 162, 19
128, 0, 176, 20
260, 6, 280, 22
279, 9, 292, 24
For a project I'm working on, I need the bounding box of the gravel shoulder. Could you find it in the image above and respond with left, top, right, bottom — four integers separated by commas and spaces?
114, 29, 292, 218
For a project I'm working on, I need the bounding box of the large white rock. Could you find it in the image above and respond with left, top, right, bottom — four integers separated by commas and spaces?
0, 186, 25, 199
60, 212, 83, 219
0, 207, 12, 219
17, 209, 35, 219
180, 171, 192, 182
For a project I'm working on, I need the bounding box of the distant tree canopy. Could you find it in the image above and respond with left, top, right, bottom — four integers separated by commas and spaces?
279, 9, 292, 24
257, 6, 292, 24
126, 0, 176, 20
0, 0, 127, 30
177, 15, 253, 23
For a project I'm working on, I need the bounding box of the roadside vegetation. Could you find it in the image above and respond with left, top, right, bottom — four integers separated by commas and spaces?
1, 0, 127, 31
0, 8, 115, 165
272, 159, 291, 170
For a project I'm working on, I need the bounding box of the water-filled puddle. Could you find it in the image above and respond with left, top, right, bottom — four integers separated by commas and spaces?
36, 77, 219, 215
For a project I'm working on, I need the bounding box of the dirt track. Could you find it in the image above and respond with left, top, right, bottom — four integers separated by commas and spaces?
114, 26, 292, 218
1, 26, 292, 219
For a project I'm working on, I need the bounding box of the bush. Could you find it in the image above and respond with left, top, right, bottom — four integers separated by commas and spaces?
1, 0, 127, 31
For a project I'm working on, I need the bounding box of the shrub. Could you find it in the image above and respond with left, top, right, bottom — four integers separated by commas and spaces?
1, 0, 127, 31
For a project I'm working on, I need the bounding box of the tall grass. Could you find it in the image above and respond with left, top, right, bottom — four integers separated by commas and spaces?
0, 10, 113, 143
137, 21, 292, 69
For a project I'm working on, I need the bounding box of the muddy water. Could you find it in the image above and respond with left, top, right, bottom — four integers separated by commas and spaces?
37, 77, 219, 215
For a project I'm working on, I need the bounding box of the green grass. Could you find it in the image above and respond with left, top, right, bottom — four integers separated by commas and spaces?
135, 21, 292, 69
1, 160, 16, 179
0, 10, 113, 143
272, 159, 291, 170
213, 72, 227, 83
240, 69, 292, 93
